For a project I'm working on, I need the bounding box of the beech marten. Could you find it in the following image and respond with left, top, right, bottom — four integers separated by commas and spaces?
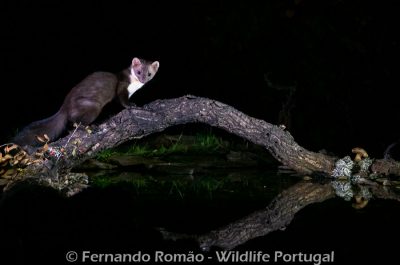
13, 57, 159, 148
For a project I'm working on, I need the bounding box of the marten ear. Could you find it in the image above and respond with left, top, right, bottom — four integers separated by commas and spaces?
132, 57, 142, 67
151, 61, 160, 72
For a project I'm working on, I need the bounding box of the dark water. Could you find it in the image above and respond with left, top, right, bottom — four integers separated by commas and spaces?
0, 169, 399, 265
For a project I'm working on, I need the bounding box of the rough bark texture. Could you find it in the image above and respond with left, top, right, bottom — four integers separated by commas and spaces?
3, 96, 400, 248
4, 95, 400, 186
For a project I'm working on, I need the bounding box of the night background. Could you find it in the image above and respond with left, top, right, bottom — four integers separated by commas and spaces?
1, 0, 399, 156
1, 0, 400, 264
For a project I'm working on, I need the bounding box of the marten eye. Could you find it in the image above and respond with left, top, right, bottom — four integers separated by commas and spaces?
148, 73, 151, 77
137, 71, 141, 75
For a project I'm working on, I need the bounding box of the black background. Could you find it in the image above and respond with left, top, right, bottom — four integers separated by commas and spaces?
1, 0, 399, 155
1, 1, 400, 264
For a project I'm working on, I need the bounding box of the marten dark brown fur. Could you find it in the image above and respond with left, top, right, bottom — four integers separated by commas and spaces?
13, 57, 159, 148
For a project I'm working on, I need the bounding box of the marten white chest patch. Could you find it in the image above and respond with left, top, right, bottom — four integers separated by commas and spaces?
127, 79, 144, 98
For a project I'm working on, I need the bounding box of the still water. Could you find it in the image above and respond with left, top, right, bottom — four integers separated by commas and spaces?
0, 167, 399, 264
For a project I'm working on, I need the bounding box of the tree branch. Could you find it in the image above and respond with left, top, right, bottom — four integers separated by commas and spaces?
55, 95, 336, 174
3, 95, 400, 190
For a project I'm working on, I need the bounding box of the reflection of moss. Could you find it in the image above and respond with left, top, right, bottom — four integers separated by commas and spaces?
131, 177, 148, 189
92, 175, 150, 190
90, 171, 293, 201
169, 180, 185, 198
192, 176, 224, 199
93, 176, 114, 188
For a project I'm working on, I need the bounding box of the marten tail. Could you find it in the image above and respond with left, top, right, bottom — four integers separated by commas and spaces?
13, 110, 68, 148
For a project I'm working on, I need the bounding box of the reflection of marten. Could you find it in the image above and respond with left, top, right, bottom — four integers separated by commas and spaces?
13, 58, 159, 148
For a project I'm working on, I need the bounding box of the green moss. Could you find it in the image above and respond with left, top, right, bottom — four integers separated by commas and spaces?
127, 145, 151, 156
194, 132, 226, 151
95, 132, 227, 160
95, 149, 117, 162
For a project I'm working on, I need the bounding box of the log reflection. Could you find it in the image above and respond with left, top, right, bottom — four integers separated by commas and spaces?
159, 180, 400, 250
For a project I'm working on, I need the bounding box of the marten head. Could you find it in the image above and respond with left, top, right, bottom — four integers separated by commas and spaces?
130, 57, 160, 84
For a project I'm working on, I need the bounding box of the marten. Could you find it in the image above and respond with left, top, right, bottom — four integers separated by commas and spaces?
13, 57, 160, 149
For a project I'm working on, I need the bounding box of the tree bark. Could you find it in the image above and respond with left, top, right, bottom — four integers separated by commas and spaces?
3, 95, 400, 189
